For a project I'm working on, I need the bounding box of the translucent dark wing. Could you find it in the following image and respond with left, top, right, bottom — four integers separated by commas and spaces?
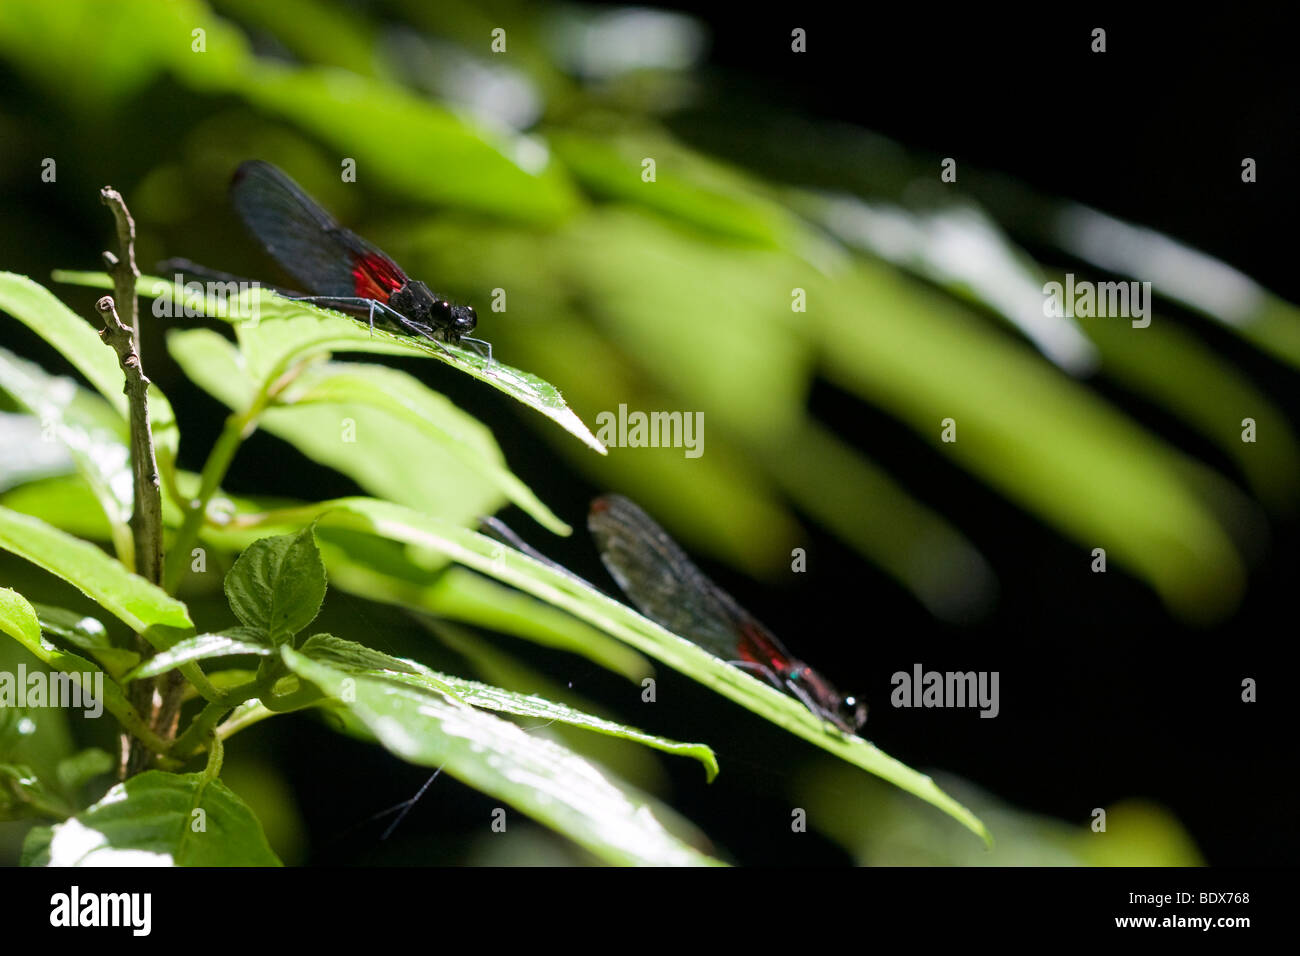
230, 160, 407, 298
588, 495, 794, 665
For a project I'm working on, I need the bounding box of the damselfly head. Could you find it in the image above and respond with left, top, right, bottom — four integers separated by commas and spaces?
449, 302, 477, 335
422, 292, 476, 336
835, 695, 868, 733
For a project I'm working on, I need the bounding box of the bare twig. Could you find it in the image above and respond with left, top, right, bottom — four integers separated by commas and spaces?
97, 188, 174, 777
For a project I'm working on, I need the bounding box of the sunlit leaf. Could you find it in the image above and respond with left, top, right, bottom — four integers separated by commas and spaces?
22, 770, 282, 866
0, 507, 192, 633
282, 648, 720, 865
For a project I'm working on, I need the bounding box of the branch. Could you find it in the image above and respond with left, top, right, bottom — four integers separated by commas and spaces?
94, 293, 164, 585
97, 187, 174, 777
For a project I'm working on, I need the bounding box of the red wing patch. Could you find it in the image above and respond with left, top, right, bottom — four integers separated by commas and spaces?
736, 620, 790, 674
351, 251, 407, 301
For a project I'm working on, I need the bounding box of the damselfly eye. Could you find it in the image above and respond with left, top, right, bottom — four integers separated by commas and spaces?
453, 304, 477, 333
430, 299, 453, 325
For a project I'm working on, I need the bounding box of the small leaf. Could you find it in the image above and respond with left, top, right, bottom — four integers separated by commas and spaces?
224, 524, 326, 645
33, 603, 139, 677
123, 628, 273, 683
32, 603, 110, 649
298, 633, 418, 674
1, 763, 68, 821
21, 770, 282, 866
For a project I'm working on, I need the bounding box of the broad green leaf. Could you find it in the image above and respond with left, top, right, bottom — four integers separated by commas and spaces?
282, 362, 569, 534
260, 497, 990, 844
59, 272, 606, 454
166, 328, 557, 530
0, 588, 43, 656
224, 525, 325, 644
1, 473, 113, 541
0, 506, 192, 633
0, 411, 73, 491
282, 648, 719, 866
1079, 299, 1300, 510
123, 629, 273, 683
22, 770, 282, 866
298, 634, 717, 780
0, 348, 134, 561
0, 588, 165, 751
0, 272, 178, 458
321, 553, 652, 683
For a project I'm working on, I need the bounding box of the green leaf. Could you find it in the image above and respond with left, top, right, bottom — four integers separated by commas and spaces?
33, 603, 139, 677
1, 473, 113, 541
1, 763, 69, 821
235, 72, 580, 224
298, 634, 717, 780
224, 524, 326, 644
0, 634, 74, 784
123, 628, 273, 683
282, 497, 991, 845
0, 411, 74, 491
282, 648, 720, 866
0, 347, 135, 562
298, 633, 418, 674
0, 272, 178, 458
56, 747, 114, 793
0, 588, 168, 752
550, 130, 806, 249
167, 329, 559, 530
282, 362, 570, 534
59, 271, 607, 455
818, 262, 1246, 622
0, 506, 192, 633
320, 554, 652, 683
22, 770, 282, 866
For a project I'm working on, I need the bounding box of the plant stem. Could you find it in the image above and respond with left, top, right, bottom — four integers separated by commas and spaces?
96, 188, 172, 779
169, 677, 262, 758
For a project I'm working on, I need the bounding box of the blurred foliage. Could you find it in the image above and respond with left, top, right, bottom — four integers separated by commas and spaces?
1, 0, 1293, 622
798, 760, 1203, 866
0, 0, 1289, 863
